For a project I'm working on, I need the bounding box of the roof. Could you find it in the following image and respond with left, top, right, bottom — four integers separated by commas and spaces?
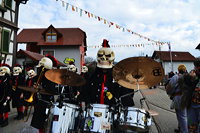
17, 26, 86, 46
17, 49, 66, 66
152, 51, 196, 62
196, 43, 200, 49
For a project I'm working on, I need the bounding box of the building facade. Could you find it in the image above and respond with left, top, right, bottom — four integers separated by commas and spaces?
152, 51, 196, 75
0, 0, 28, 65
17, 25, 87, 73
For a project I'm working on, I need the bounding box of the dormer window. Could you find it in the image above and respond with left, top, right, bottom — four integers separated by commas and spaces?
46, 29, 57, 42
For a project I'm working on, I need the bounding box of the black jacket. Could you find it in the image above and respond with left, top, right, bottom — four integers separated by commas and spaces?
11, 73, 25, 108
0, 74, 12, 113
82, 67, 134, 107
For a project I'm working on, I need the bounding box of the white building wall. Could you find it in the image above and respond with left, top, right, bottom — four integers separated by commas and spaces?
163, 61, 195, 75
6, 55, 13, 65
40, 46, 81, 73
0, 0, 17, 66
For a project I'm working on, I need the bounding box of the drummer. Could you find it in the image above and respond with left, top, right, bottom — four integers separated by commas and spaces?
81, 39, 134, 133
30, 55, 58, 133
57, 62, 81, 105
23, 67, 37, 116
82, 39, 134, 108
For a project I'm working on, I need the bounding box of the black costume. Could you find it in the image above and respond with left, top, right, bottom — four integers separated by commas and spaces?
24, 75, 37, 101
31, 67, 56, 130
11, 72, 25, 120
0, 73, 12, 126
23, 75, 37, 116
0, 74, 11, 113
83, 67, 134, 106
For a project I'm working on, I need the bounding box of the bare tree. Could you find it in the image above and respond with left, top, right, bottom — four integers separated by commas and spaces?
84, 56, 97, 75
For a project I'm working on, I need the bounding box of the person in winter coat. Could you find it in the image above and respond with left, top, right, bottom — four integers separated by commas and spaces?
187, 60, 200, 133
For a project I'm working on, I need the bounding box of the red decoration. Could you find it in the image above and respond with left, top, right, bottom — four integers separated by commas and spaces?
45, 54, 58, 67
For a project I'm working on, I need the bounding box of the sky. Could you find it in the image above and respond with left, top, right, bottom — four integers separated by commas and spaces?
18, 0, 200, 62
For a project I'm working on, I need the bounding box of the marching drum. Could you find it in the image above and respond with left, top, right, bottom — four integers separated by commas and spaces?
51, 102, 80, 133
118, 107, 151, 132
83, 104, 112, 133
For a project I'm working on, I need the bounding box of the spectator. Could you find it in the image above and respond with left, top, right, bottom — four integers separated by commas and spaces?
166, 64, 188, 133
187, 60, 200, 133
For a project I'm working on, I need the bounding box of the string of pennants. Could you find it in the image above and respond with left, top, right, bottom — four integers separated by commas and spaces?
85, 43, 164, 48
55, 0, 168, 46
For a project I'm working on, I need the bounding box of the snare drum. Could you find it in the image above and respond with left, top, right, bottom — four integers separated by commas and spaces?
83, 104, 112, 133
51, 103, 79, 133
119, 107, 151, 132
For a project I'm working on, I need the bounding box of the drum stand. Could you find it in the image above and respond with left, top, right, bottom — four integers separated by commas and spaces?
56, 84, 65, 108
113, 79, 150, 133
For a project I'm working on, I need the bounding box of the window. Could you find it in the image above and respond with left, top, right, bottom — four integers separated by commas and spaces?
46, 29, 57, 42
0, 0, 7, 12
1, 29, 10, 53
43, 50, 54, 56
0, 0, 3, 5
4, 0, 12, 9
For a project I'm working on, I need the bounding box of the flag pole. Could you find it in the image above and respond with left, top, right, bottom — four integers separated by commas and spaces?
168, 42, 173, 72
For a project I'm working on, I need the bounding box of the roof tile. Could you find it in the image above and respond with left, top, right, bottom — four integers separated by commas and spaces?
152, 51, 196, 61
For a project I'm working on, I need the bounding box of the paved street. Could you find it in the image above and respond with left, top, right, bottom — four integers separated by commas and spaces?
0, 86, 178, 133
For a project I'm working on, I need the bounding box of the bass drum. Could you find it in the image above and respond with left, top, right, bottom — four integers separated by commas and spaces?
118, 107, 151, 132
49, 102, 80, 133
83, 104, 112, 133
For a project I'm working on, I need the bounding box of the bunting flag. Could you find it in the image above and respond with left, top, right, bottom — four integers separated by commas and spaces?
80, 9, 83, 16
72, 5, 75, 11
56, 0, 169, 46
66, 3, 69, 10
85, 43, 159, 48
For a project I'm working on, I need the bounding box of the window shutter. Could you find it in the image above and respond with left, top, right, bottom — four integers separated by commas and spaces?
1, 29, 10, 53
5, 0, 12, 9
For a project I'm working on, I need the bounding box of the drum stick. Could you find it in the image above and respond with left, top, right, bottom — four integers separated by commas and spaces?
3, 99, 8, 106
61, 86, 65, 93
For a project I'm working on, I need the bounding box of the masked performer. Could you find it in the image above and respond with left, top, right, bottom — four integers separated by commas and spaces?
82, 39, 134, 133
79, 64, 89, 105
11, 64, 25, 120
84, 39, 134, 106
23, 67, 37, 116
0, 64, 12, 127
81, 64, 89, 80
30, 55, 58, 133
61, 62, 80, 104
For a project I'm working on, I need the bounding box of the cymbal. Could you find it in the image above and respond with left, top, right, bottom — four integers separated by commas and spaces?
18, 86, 54, 95
45, 69, 86, 86
113, 57, 164, 89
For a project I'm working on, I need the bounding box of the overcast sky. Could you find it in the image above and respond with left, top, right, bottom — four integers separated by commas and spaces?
18, 0, 200, 62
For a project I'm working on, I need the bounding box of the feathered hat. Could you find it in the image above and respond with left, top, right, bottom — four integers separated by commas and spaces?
45, 54, 58, 67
